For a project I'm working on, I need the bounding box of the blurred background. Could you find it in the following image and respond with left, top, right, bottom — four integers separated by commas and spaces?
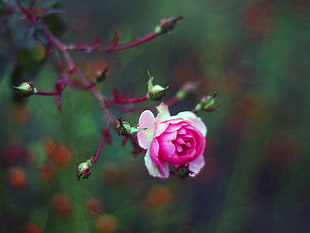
0, 0, 309, 232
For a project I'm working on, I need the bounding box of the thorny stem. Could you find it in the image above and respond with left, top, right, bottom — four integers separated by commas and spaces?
42, 28, 104, 103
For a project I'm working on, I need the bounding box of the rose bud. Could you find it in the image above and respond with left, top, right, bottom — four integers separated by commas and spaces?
175, 165, 193, 178
11, 81, 37, 97
147, 85, 169, 101
155, 16, 183, 34
176, 81, 199, 100
76, 158, 93, 180
114, 118, 131, 135
137, 103, 207, 179
95, 67, 109, 83
195, 90, 220, 112
114, 118, 146, 136
146, 70, 169, 101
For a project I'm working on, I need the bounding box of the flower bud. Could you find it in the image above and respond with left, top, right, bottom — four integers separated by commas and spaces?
195, 90, 220, 112
176, 82, 199, 100
95, 67, 109, 83
175, 165, 193, 178
155, 16, 183, 34
76, 158, 92, 180
147, 85, 169, 101
114, 118, 131, 136
114, 118, 146, 136
11, 81, 37, 97
146, 70, 169, 101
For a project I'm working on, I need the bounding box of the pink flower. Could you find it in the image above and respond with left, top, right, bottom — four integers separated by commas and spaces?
137, 103, 207, 179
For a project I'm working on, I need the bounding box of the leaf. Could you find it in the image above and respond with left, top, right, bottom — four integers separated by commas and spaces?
91, 39, 102, 50
111, 30, 120, 47
55, 95, 62, 111
112, 88, 119, 98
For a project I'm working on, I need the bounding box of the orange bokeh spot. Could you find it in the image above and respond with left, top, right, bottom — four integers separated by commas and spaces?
143, 186, 172, 209
38, 164, 56, 183
93, 215, 119, 233
7, 166, 27, 189
51, 194, 73, 217
84, 59, 110, 81
85, 197, 103, 215
43, 139, 73, 167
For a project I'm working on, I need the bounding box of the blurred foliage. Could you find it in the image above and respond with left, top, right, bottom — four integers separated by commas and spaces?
0, 0, 310, 233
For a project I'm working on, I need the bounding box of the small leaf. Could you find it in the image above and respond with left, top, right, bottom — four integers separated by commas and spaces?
112, 88, 119, 98
111, 31, 120, 46
55, 95, 62, 111
91, 39, 102, 50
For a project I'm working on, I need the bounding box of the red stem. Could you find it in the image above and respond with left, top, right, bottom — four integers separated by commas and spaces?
164, 96, 180, 106
36, 90, 60, 96
66, 32, 159, 53
42, 28, 104, 103
113, 96, 148, 104
104, 32, 159, 53
91, 134, 106, 164
42, 28, 75, 70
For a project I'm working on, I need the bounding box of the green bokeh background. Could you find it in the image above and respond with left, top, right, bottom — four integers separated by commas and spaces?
0, 0, 309, 233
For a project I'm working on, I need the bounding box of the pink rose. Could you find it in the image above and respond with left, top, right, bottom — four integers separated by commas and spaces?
137, 103, 207, 179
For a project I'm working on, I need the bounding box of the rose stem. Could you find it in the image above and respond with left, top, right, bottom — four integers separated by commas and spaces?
91, 134, 106, 164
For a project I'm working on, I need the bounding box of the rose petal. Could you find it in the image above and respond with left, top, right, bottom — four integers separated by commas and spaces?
157, 131, 177, 142
165, 123, 183, 133
155, 103, 170, 123
154, 122, 169, 137
177, 111, 207, 136
176, 144, 183, 153
159, 141, 176, 159
178, 128, 187, 135
137, 110, 156, 149
185, 142, 192, 147
150, 139, 168, 172
189, 129, 206, 159
144, 148, 169, 179
177, 138, 185, 145
188, 154, 205, 177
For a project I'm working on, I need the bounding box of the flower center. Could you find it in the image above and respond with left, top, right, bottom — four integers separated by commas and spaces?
174, 133, 194, 156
